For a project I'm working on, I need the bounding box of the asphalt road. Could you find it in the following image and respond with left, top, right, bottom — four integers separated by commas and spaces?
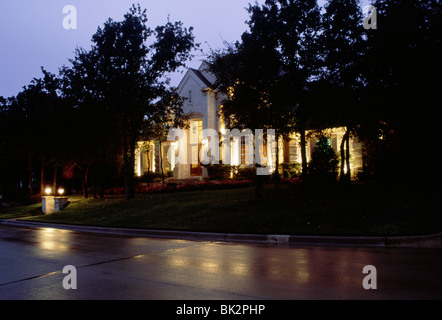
0, 224, 441, 300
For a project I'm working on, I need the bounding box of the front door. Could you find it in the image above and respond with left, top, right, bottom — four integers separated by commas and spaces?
190, 120, 203, 176
190, 143, 203, 176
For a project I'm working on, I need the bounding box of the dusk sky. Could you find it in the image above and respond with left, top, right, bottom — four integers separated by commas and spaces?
0, 0, 371, 99
0, 0, 267, 98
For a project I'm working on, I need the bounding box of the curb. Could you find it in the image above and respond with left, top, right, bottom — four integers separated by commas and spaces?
1, 219, 441, 248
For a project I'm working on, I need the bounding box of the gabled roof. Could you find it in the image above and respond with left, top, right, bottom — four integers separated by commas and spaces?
189, 68, 213, 89
176, 62, 216, 95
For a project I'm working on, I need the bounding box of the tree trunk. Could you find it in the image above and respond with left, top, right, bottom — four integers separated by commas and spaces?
340, 128, 351, 184
300, 127, 308, 184
28, 156, 34, 196
254, 132, 264, 198
255, 172, 264, 199
93, 163, 97, 199
40, 158, 45, 195
53, 166, 57, 194
340, 133, 346, 181
125, 140, 136, 199
82, 164, 89, 199
274, 134, 280, 189
159, 141, 165, 185
345, 130, 351, 182
99, 159, 105, 199
146, 147, 151, 187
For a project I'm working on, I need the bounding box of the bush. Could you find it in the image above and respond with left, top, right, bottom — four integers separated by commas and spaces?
308, 136, 339, 184
232, 166, 256, 180
280, 162, 301, 179
207, 164, 232, 180
137, 172, 163, 183
105, 179, 254, 195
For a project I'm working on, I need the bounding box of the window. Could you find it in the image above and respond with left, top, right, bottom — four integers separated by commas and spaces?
188, 90, 192, 103
289, 140, 298, 163
240, 137, 250, 165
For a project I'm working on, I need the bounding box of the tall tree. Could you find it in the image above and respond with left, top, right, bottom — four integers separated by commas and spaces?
142, 89, 188, 185
209, 0, 323, 191
362, 0, 441, 183
62, 4, 196, 198
5, 69, 67, 197
269, 0, 323, 184
209, 2, 288, 197
319, 0, 366, 183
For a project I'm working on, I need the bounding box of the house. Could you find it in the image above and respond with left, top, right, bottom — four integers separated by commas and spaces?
135, 62, 363, 180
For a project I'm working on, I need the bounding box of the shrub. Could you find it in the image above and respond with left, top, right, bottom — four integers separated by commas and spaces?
280, 162, 301, 179
280, 177, 302, 185
137, 172, 163, 183
166, 170, 174, 178
308, 136, 339, 184
207, 164, 232, 180
105, 179, 254, 195
232, 166, 256, 180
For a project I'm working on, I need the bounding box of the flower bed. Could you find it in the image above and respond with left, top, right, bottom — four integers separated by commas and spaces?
105, 179, 254, 196
279, 177, 302, 185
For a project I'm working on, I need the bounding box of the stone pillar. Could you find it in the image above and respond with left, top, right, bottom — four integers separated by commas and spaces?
42, 196, 69, 214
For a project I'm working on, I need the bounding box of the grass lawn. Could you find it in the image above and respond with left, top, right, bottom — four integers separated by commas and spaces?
1, 183, 441, 236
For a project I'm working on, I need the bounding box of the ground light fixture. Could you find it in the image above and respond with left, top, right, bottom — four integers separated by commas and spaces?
58, 188, 65, 196
45, 187, 52, 196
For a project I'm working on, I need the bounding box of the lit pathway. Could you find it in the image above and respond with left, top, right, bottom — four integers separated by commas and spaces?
0, 225, 441, 300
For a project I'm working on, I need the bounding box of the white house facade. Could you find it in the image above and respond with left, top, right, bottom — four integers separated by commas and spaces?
135, 62, 363, 180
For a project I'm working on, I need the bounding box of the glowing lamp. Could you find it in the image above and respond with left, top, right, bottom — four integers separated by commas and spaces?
45, 187, 52, 196
58, 188, 65, 196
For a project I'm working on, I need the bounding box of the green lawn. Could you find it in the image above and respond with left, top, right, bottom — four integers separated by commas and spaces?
1, 183, 441, 236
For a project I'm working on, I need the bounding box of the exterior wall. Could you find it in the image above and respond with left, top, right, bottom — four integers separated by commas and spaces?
173, 67, 221, 179
134, 63, 364, 181
283, 127, 363, 180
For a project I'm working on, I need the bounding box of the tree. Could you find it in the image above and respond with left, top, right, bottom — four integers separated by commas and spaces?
61, 4, 196, 198
142, 89, 188, 185
308, 135, 339, 184
319, 0, 366, 183
362, 0, 441, 183
2, 69, 68, 198
209, 0, 323, 193
209, 1, 290, 197
265, 0, 323, 184
60, 46, 121, 198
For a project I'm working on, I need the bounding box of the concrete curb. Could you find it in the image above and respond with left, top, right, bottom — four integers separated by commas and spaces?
1, 219, 441, 248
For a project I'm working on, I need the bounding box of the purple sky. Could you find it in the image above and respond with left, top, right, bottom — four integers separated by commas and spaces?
0, 1, 370, 99
0, 0, 265, 98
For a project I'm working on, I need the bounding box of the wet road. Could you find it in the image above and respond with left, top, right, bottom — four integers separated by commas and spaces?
0, 225, 441, 300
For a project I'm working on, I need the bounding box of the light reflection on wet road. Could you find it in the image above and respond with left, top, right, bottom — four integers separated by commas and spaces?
0, 225, 441, 300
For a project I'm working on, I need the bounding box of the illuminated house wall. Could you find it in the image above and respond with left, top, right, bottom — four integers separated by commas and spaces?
135, 62, 364, 180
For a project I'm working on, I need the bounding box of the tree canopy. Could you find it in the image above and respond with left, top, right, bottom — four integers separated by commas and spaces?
0, 4, 196, 200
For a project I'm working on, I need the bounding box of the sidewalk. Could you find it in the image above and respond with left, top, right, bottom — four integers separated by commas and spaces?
1, 218, 441, 249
